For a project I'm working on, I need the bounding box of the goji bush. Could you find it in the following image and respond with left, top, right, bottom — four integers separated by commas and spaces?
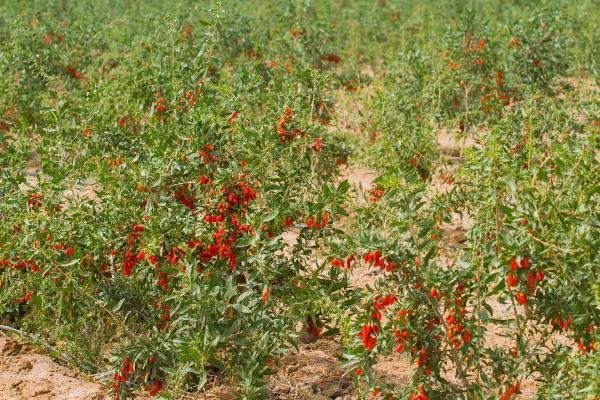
333, 6, 599, 400
0, 2, 353, 398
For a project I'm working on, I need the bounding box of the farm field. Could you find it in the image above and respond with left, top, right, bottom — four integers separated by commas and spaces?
0, 1, 599, 399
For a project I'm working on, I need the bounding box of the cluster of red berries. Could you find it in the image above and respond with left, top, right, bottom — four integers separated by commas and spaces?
368, 189, 385, 202
174, 183, 196, 209
276, 107, 304, 143
27, 193, 42, 209
65, 66, 83, 80
198, 143, 216, 164
329, 255, 355, 269
111, 358, 134, 395
356, 324, 379, 351
445, 309, 471, 348
408, 385, 428, 400
551, 317, 573, 331
306, 316, 323, 337
444, 282, 472, 348
121, 225, 145, 276
16, 291, 32, 304
371, 294, 396, 322
306, 211, 329, 229
197, 177, 259, 271
363, 251, 397, 272
392, 326, 410, 353
154, 303, 170, 321
499, 382, 521, 400
1, 258, 40, 273
506, 257, 544, 305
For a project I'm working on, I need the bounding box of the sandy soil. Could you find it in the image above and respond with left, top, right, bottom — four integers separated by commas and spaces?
266, 340, 353, 400
0, 335, 106, 400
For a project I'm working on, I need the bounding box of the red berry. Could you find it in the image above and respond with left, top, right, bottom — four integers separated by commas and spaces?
506, 273, 518, 287
429, 288, 439, 299
535, 271, 544, 281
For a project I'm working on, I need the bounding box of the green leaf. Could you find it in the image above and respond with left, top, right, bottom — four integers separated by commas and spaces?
112, 298, 126, 312
61, 258, 80, 267
232, 303, 252, 314
261, 209, 279, 223
338, 180, 350, 195
196, 367, 207, 390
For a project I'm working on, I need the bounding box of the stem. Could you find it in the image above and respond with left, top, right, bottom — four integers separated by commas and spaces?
460, 83, 469, 159
407, 217, 471, 390
490, 131, 525, 342
432, 302, 471, 389
472, 227, 485, 389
